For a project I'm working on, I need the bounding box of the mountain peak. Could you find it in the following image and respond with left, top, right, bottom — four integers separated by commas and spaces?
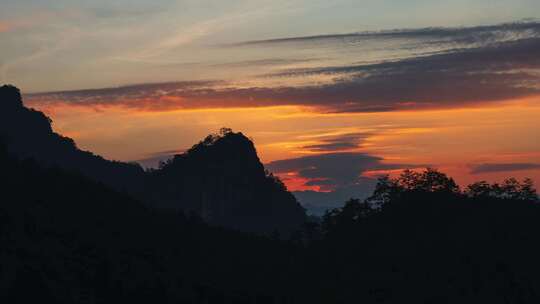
182, 128, 259, 163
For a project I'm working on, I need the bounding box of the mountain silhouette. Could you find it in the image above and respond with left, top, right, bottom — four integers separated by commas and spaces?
0, 85, 145, 192
0, 85, 306, 234
145, 128, 306, 233
0, 138, 300, 303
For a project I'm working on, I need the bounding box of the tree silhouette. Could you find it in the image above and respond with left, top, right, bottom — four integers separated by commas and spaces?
366, 168, 460, 207
466, 178, 538, 201
322, 198, 375, 235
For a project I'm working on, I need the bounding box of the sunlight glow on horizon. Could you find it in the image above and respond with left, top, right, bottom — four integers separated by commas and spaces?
26, 95, 540, 192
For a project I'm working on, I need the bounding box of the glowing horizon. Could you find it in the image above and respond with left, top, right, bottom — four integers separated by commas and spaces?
25, 95, 540, 194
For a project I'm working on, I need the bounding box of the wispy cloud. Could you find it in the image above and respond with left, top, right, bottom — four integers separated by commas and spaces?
121, 0, 301, 62
301, 132, 371, 152
0, 12, 58, 33
266, 152, 408, 190
470, 163, 540, 174
128, 18, 231, 60
231, 21, 540, 47
0, 21, 14, 33
26, 21, 540, 113
211, 58, 320, 68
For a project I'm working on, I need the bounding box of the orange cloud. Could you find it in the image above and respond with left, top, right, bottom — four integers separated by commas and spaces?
0, 19, 37, 33
0, 10, 72, 33
25, 91, 540, 197
0, 21, 14, 33
274, 172, 330, 192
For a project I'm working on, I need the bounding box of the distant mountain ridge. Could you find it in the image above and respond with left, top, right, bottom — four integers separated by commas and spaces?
0, 85, 306, 234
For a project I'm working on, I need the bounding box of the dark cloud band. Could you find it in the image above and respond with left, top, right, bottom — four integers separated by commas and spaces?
26, 21, 540, 113
229, 21, 540, 47
470, 163, 540, 174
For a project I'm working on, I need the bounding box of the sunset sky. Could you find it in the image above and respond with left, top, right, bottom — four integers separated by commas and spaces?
2, 0, 540, 213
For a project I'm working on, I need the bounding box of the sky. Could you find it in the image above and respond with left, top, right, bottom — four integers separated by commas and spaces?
2, 0, 540, 214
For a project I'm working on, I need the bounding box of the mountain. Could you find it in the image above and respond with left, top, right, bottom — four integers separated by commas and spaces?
0, 140, 301, 303
0, 85, 145, 192
144, 129, 307, 233
3, 137, 540, 303
0, 85, 306, 234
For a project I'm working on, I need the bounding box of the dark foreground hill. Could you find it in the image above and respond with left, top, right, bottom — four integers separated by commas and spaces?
0, 142, 301, 303
3, 144, 540, 303
0, 85, 306, 234
3, 84, 540, 303
0, 86, 145, 192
